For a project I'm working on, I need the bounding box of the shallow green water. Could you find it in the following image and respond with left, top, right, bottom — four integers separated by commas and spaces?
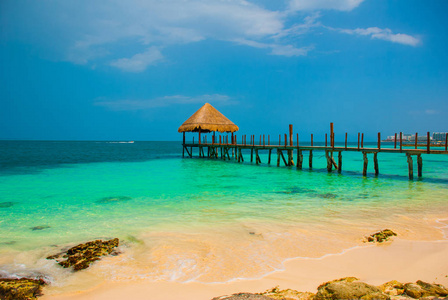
0, 141, 447, 284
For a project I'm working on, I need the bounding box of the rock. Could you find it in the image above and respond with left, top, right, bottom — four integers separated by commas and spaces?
96, 196, 132, 204
315, 277, 389, 300
379, 280, 404, 296
0, 202, 16, 208
365, 229, 397, 243
0, 278, 46, 300
211, 293, 274, 300
416, 280, 448, 297
404, 283, 423, 298
30, 226, 50, 231
46, 238, 119, 271
261, 286, 315, 300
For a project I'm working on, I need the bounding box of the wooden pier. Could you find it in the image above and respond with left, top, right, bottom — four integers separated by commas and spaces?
182, 123, 448, 180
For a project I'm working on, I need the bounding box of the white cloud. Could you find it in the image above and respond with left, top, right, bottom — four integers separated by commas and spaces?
289, 0, 364, 11
110, 47, 163, 72
340, 27, 420, 46
95, 94, 235, 111
234, 39, 313, 57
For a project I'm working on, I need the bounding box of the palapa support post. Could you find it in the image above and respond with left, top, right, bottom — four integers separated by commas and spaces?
407, 153, 414, 180
182, 132, 186, 158
198, 128, 202, 145
338, 151, 342, 173
231, 132, 234, 145
297, 150, 303, 170
362, 152, 368, 176
374, 152, 379, 176
417, 154, 423, 177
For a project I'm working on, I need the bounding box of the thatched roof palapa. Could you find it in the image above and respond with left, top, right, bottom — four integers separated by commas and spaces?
178, 103, 239, 133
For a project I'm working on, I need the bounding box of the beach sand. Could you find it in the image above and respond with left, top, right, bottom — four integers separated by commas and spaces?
41, 238, 448, 300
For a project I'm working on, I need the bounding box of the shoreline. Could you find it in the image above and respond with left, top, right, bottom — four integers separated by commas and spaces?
41, 238, 448, 300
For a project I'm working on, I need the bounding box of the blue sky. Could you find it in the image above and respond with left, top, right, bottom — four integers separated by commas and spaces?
1, 0, 447, 141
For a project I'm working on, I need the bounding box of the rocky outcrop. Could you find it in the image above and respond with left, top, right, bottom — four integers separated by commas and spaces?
0, 278, 46, 300
46, 238, 119, 271
212, 279, 448, 300
212, 293, 275, 300
315, 277, 389, 300
365, 229, 397, 243
261, 286, 315, 300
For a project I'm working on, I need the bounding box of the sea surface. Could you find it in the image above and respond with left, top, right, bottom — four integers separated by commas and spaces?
1, 140, 447, 293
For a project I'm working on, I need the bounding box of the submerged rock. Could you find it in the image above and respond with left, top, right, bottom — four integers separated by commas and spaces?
96, 196, 132, 204
315, 277, 388, 300
365, 229, 397, 243
212, 293, 274, 300
0, 202, 16, 208
261, 286, 315, 300
46, 238, 119, 271
30, 226, 50, 231
314, 193, 338, 199
0, 278, 46, 300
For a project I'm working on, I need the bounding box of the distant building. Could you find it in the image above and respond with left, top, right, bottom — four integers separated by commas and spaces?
433, 132, 447, 142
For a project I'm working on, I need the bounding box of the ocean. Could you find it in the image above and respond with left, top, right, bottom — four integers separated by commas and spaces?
1, 140, 447, 292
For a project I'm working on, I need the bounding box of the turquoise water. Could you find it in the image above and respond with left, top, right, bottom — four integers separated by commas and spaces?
0, 141, 447, 288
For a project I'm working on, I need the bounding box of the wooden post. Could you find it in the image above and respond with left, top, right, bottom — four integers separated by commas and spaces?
277, 149, 281, 167
400, 132, 403, 152
445, 133, 448, 151
361, 133, 364, 148
219, 135, 221, 144
268, 149, 272, 164
263, 135, 265, 147
325, 133, 328, 147
362, 152, 368, 176
427, 132, 430, 154
251, 148, 253, 162
268, 135, 270, 146
330, 122, 334, 148
338, 151, 342, 173
182, 132, 185, 158
255, 149, 259, 165
297, 133, 299, 147
407, 154, 414, 180
297, 150, 303, 170
417, 154, 423, 177
259, 135, 261, 146
279, 135, 281, 146
309, 150, 313, 169
289, 124, 293, 146
374, 152, 379, 176
358, 133, 360, 150
232, 132, 234, 145
198, 128, 202, 145
394, 133, 397, 149
378, 133, 381, 150
311, 134, 314, 146
345, 133, 347, 150
415, 133, 418, 149
325, 151, 332, 172
284, 134, 286, 147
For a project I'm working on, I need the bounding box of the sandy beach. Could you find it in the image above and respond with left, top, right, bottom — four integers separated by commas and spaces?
41, 238, 448, 300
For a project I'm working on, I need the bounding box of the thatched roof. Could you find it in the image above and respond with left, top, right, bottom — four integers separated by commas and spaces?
178, 103, 239, 133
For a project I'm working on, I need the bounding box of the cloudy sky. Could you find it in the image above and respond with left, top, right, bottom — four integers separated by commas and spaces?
1, 0, 447, 141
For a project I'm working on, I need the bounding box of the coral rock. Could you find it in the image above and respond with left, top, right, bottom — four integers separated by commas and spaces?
0, 278, 46, 300
46, 238, 119, 271
315, 277, 389, 300
365, 229, 397, 243
211, 293, 274, 300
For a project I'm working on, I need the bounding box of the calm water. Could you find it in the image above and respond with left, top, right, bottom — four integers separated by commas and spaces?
0, 141, 447, 290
